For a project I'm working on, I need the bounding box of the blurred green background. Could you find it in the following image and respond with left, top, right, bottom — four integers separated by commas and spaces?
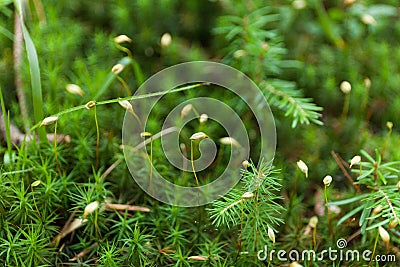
1, 0, 400, 265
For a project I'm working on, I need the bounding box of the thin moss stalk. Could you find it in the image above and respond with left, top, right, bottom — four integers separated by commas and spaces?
190, 140, 200, 204
382, 122, 393, 157
53, 120, 61, 173
94, 105, 100, 169
140, 132, 153, 193
323, 175, 333, 237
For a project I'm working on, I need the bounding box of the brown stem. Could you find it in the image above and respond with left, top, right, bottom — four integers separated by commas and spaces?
331, 151, 360, 192
13, 11, 30, 132
68, 242, 98, 262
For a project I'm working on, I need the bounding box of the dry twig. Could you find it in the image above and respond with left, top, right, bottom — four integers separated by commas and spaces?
331, 151, 360, 192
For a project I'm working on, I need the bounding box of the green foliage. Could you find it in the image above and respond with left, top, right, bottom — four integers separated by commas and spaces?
14, 0, 46, 141
331, 150, 400, 235
0, 0, 400, 266
210, 160, 285, 254
215, 3, 323, 127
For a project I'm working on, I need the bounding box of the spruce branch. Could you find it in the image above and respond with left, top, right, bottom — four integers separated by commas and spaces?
209, 160, 285, 251
261, 80, 323, 128
215, 5, 323, 128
